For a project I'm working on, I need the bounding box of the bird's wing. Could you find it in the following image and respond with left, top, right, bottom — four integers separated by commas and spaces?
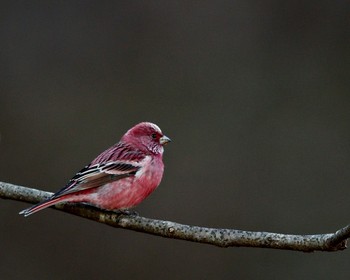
52, 161, 141, 198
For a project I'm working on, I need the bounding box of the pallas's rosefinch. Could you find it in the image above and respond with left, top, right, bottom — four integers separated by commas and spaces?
19, 122, 171, 217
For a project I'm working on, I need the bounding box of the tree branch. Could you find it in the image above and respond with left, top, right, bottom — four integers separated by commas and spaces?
1, 181, 349, 252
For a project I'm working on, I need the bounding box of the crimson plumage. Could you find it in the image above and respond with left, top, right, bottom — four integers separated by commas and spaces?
19, 122, 170, 217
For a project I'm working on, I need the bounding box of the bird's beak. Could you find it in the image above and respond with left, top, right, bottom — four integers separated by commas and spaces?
160, 135, 171, 145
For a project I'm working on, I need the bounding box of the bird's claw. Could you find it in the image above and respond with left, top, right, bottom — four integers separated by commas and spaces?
112, 209, 139, 216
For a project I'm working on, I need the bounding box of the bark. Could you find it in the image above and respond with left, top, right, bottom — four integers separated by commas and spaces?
1, 181, 348, 252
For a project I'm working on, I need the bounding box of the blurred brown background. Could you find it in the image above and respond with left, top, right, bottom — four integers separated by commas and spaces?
1, 1, 350, 279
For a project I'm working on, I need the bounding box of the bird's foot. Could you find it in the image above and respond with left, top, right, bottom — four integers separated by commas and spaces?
112, 209, 139, 216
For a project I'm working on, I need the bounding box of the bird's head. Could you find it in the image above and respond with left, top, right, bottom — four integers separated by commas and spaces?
122, 122, 171, 155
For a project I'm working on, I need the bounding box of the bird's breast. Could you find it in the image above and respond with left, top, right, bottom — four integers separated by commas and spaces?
135, 155, 164, 190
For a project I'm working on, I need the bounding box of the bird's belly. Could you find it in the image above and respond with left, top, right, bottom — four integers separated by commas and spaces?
94, 171, 162, 210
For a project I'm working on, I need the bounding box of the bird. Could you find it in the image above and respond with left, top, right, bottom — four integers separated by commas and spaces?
19, 122, 171, 217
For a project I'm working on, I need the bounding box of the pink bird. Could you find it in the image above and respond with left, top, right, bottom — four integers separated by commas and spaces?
19, 122, 171, 217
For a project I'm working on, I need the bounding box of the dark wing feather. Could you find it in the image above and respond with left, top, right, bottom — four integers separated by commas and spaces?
52, 161, 140, 198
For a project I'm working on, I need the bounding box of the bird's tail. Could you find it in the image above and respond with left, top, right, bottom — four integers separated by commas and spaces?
19, 197, 62, 217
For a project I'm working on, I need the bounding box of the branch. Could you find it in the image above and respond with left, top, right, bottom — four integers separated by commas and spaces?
1, 181, 349, 252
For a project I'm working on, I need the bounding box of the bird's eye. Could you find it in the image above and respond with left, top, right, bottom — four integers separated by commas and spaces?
151, 133, 157, 139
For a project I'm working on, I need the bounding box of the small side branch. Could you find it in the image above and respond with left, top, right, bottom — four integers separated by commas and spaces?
0, 181, 348, 252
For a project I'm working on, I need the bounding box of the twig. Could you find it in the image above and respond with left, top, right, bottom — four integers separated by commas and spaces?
0, 181, 349, 252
